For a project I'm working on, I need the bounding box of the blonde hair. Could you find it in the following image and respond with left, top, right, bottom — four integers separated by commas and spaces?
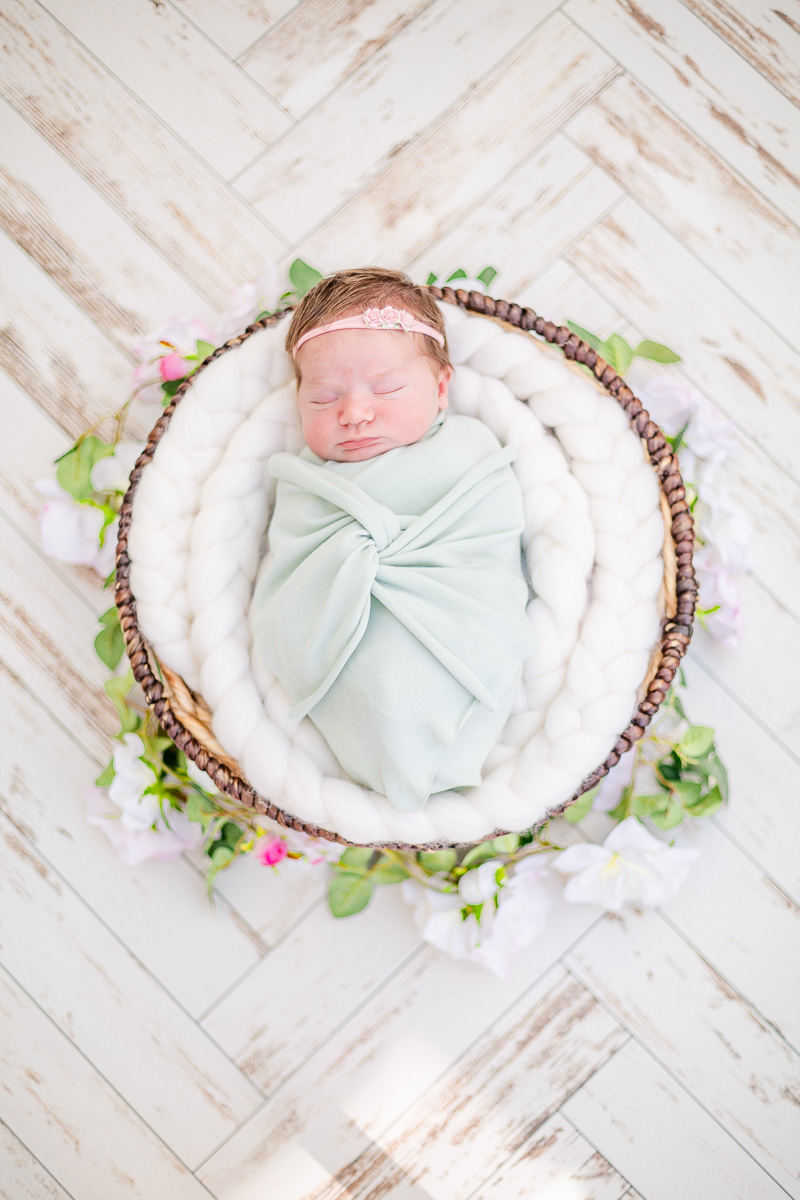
285, 267, 450, 380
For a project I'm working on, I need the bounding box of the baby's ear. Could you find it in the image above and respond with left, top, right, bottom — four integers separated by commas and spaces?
437, 364, 453, 409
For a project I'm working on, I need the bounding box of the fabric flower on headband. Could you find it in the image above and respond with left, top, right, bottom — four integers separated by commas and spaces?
363, 306, 415, 331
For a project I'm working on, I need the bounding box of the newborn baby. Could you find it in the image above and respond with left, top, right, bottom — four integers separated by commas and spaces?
252, 267, 535, 811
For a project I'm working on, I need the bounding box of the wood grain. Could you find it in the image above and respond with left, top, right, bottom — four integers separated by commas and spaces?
293, 13, 620, 271
0, 1122, 72, 1200
237, 0, 562, 241
566, 75, 800, 349
567, 200, 800, 480
241, 0, 432, 119
563, 1040, 790, 1200
565, 0, 800, 227
566, 908, 800, 1193
0, 0, 286, 308
681, 0, 800, 106
0, 810, 262, 1167
0, 662, 265, 1017
176, 0, 296, 60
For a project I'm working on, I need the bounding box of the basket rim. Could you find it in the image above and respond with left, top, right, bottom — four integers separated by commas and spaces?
114, 287, 697, 850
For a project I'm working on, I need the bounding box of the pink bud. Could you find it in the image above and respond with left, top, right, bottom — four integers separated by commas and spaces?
255, 835, 288, 866
159, 352, 191, 382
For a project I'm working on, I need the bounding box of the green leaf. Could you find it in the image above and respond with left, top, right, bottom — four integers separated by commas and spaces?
601, 333, 633, 375
708, 751, 729, 803
425, 272, 438, 286
446, 268, 468, 281
685, 784, 723, 818
219, 821, 244, 849
339, 846, 373, 872
650, 795, 685, 829
669, 688, 687, 721
206, 844, 235, 890
328, 871, 374, 918
677, 725, 715, 759
95, 759, 115, 787
104, 672, 139, 734
489, 833, 520, 855
55, 436, 115, 501
460, 841, 500, 869
194, 339, 217, 360
673, 779, 703, 808
566, 321, 603, 353
563, 787, 598, 824
417, 849, 457, 874
94, 606, 125, 669
631, 792, 670, 817
370, 859, 410, 885
289, 258, 323, 299
186, 792, 216, 828
161, 380, 182, 398
476, 266, 497, 287
633, 339, 681, 364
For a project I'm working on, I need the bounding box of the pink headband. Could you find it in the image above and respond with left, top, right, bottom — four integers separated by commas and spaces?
292, 305, 445, 357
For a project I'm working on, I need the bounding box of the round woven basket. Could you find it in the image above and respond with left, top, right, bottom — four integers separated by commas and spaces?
115, 288, 697, 850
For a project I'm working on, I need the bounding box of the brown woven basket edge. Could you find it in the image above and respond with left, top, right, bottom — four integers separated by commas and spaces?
115, 289, 697, 850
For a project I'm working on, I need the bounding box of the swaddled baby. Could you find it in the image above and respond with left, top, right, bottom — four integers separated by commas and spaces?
252, 267, 535, 811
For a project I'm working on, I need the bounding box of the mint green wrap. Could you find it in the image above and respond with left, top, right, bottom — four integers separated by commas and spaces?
252, 413, 535, 811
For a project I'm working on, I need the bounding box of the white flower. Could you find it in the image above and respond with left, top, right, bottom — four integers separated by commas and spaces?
34, 479, 117, 576
132, 316, 213, 366
90, 442, 146, 494
85, 787, 203, 867
185, 757, 219, 795
693, 475, 753, 574
694, 544, 744, 649
637, 374, 698, 439
278, 825, 344, 865
552, 817, 699, 912
108, 733, 161, 831
458, 858, 504, 904
426, 273, 489, 295
214, 262, 284, 344
402, 856, 552, 979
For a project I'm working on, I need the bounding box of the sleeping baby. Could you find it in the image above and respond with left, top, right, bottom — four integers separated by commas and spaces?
252, 267, 535, 811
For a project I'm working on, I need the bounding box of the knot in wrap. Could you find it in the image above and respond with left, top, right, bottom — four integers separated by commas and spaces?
252, 414, 536, 810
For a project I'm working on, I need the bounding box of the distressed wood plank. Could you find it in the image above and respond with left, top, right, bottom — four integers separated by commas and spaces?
0, 811, 262, 1167
1, 371, 110, 611
564, 0, 800, 227
241, 0, 431, 120
661, 819, 800, 1052
238, 0, 562, 243
681, 655, 800, 904
562, 1040, 790, 1200
565, 75, 800, 349
287, 970, 627, 1200
690, 572, 800, 759
462, 1111, 631, 1200
404, 135, 623, 296
0, 0, 286, 309
0, 514, 116, 762
40, 0, 290, 180
0, 95, 216, 346
0, 228, 138, 442
517, 258, 627, 335
566, 908, 800, 1194
199, 898, 605, 1197
202, 887, 421, 1094
205, 851, 329, 946
0, 661, 265, 1017
176, 0, 296, 60
0, 1121, 74, 1200
566, 200, 800, 479
681, 0, 800, 106
0, 966, 213, 1200
292, 13, 620, 271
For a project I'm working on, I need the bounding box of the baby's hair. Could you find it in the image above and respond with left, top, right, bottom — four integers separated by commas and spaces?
285, 267, 450, 380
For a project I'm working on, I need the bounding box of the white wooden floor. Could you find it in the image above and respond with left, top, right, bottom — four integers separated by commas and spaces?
1, 1, 799, 1196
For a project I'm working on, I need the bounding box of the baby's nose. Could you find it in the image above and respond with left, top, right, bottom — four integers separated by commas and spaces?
339, 394, 374, 424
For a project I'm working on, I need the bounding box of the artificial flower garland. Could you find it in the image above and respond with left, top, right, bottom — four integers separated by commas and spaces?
36, 262, 747, 979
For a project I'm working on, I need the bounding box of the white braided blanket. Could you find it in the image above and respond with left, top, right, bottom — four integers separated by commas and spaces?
128, 303, 665, 845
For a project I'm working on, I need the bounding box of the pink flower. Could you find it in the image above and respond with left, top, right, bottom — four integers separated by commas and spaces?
159, 352, 191, 381
131, 362, 166, 404
34, 479, 117, 576
132, 317, 213, 365
397, 310, 414, 330
637, 375, 698, 439
85, 787, 203, 867
694, 544, 743, 649
255, 835, 288, 866
363, 307, 384, 328
380, 305, 400, 324
214, 262, 283, 343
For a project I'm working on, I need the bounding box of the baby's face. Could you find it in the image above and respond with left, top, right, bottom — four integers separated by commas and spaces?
295, 329, 451, 462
